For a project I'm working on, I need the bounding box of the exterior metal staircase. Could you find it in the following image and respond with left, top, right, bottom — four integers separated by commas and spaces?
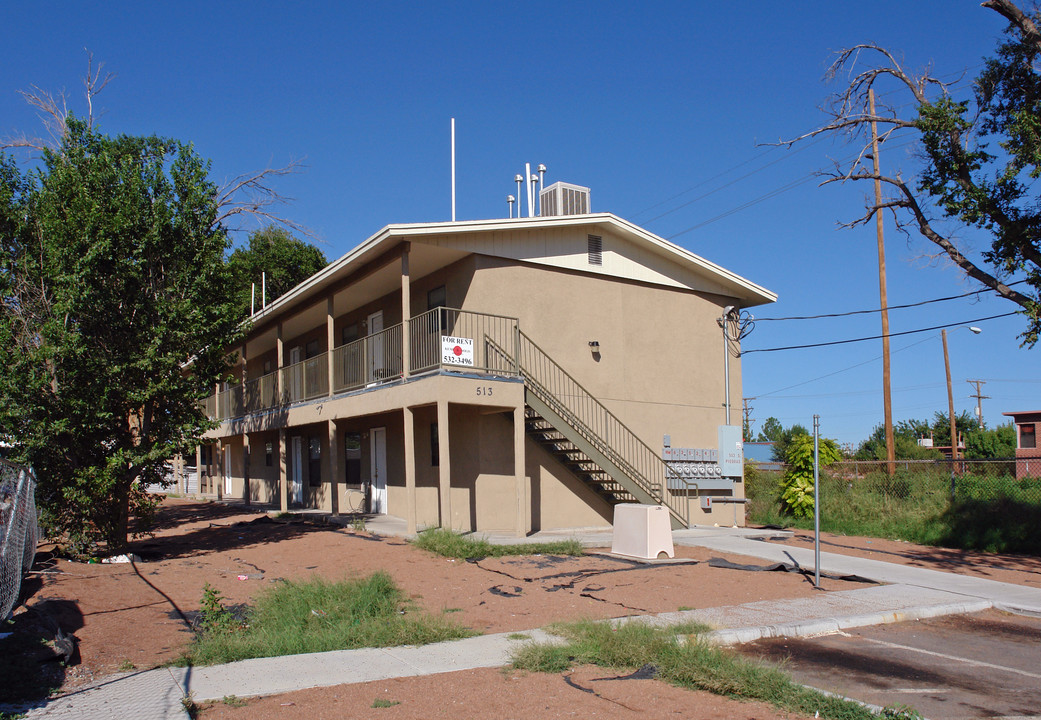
490, 331, 689, 529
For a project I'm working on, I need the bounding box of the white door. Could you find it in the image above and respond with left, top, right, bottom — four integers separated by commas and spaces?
291, 435, 304, 505
289, 346, 303, 400
370, 427, 387, 514
367, 310, 384, 383
223, 448, 233, 495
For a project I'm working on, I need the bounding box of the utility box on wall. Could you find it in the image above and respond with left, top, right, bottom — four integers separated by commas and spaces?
718, 425, 744, 478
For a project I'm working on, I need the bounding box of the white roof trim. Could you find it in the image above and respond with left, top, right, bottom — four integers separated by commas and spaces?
249, 213, 776, 324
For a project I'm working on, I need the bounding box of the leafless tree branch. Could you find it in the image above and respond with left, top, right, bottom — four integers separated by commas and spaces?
214, 158, 316, 239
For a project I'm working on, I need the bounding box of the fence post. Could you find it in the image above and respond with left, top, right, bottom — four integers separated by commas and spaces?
949, 464, 956, 502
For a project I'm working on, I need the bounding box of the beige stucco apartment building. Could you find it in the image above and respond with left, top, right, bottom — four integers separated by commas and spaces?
196, 205, 776, 536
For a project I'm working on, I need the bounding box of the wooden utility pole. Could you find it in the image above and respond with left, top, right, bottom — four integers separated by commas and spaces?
943, 329, 958, 460
869, 89, 896, 475
742, 397, 755, 440
967, 379, 989, 430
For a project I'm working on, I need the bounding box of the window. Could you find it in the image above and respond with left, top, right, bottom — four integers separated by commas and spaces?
305, 339, 320, 359
263, 358, 275, 375
431, 422, 439, 466
341, 323, 359, 346
265, 442, 273, 467
427, 286, 448, 333
344, 432, 362, 487
1022, 424, 1036, 449
587, 235, 603, 266
308, 436, 322, 486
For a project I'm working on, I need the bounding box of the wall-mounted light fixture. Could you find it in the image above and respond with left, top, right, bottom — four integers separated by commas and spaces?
588, 340, 600, 354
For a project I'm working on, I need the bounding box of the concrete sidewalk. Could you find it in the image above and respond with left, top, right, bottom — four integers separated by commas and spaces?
14, 526, 1041, 719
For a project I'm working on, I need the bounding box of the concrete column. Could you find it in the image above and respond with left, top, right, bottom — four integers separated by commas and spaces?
403, 406, 417, 533
513, 405, 528, 537
278, 428, 288, 513
195, 446, 202, 496
242, 433, 251, 506
328, 419, 339, 516
401, 245, 411, 378
276, 322, 284, 403
327, 296, 335, 397
215, 439, 224, 501
437, 399, 452, 530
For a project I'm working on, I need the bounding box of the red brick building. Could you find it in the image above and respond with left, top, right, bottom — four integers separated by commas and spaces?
1002, 410, 1041, 479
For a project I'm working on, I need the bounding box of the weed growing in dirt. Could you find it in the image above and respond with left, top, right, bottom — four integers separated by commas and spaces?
511, 619, 915, 720
221, 695, 247, 707
349, 517, 367, 532
412, 528, 583, 559
184, 572, 476, 665
117, 659, 135, 672
371, 698, 401, 708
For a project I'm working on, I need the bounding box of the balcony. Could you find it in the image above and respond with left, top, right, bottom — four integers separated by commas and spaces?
206, 308, 519, 421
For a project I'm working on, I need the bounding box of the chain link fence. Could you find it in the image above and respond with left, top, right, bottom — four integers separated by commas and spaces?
746, 457, 1041, 554
829, 459, 1041, 504
1, 459, 39, 620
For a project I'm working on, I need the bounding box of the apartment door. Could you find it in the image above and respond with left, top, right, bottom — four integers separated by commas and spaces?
291, 435, 304, 505
370, 427, 387, 514
289, 346, 303, 400
223, 447, 233, 495
367, 310, 384, 383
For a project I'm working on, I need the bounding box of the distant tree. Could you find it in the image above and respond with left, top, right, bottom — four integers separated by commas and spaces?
0, 120, 241, 551
756, 417, 783, 443
779, 0, 1041, 345
227, 225, 327, 319
964, 422, 1018, 459
928, 410, 978, 449
773, 423, 809, 463
855, 421, 942, 460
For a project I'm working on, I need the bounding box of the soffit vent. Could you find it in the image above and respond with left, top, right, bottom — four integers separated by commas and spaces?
588, 234, 603, 266
540, 181, 591, 217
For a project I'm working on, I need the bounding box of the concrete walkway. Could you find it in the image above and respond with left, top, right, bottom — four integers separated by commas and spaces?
13, 525, 1041, 719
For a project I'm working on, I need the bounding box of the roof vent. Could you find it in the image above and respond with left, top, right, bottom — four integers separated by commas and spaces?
540, 181, 590, 217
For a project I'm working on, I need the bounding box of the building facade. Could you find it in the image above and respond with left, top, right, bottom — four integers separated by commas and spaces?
1002, 410, 1041, 479
196, 211, 776, 535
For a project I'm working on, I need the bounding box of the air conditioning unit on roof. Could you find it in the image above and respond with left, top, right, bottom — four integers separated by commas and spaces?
540, 181, 590, 217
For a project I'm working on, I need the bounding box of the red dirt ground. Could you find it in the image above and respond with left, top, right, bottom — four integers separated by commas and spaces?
13, 499, 1041, 719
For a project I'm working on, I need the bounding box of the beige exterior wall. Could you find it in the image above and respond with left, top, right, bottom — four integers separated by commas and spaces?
202, 221, 763, 529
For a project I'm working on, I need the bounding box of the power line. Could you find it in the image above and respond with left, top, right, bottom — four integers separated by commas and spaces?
742, 312, 1017, 354
755, 280, 1028, 321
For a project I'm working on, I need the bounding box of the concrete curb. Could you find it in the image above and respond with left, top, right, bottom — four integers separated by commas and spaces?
705, 598, 994, 645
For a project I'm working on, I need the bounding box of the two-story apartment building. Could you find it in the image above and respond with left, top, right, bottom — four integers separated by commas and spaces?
197, 199, 776, 536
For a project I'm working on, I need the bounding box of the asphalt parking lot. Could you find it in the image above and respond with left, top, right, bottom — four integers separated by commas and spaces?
737, 609, 1041, 719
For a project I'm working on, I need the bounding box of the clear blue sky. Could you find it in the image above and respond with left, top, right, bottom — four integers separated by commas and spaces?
3, 1, 1037, 448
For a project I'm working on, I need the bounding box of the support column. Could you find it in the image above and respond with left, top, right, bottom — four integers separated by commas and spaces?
401, 244, 411, 378
195, 446, 202, 496
327, 296, 336, 397
403, 406, 417, 533
513, 405, 529, 537
215, 439, 224, 501
276, 322, 284, 403
328, 419, 339, 516
243, 433, 251, 506
278, 428, 288, 513
437, 399, 452, 530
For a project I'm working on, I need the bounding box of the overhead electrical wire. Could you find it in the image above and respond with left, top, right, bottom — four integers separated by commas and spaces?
742, 312, 1017, 354
755, 280, 1029, 321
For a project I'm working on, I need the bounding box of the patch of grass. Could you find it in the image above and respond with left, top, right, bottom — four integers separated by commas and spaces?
221, 695, 248, 707
745, 466, 1041, 555
349, 517, 367, 532
412, 528, 584, 559
677, 606, 693, 612
512, 619, 912, 720
371, 698, 401, 708
183, 572, 476, 666
442, 607, 462, 613
507, 632, 531, 640
117, 658, 136, 672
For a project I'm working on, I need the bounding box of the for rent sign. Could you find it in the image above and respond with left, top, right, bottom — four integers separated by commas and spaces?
441, 336, 474, 366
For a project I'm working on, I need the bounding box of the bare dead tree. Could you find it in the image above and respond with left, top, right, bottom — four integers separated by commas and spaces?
774, 1, 1041, 344
2, 52, 311, 238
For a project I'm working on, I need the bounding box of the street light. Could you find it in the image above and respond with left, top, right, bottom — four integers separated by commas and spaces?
942, 326, 982, 459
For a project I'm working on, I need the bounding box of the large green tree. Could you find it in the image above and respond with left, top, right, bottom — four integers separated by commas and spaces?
0, 119, 241, 551
226, 225, 327, 319
783, 0, 1041, 345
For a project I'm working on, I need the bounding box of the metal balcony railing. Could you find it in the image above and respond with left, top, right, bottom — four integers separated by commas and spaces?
282, 351, 330, 404
409, 307, 519, 377
332, 322, 404, 393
